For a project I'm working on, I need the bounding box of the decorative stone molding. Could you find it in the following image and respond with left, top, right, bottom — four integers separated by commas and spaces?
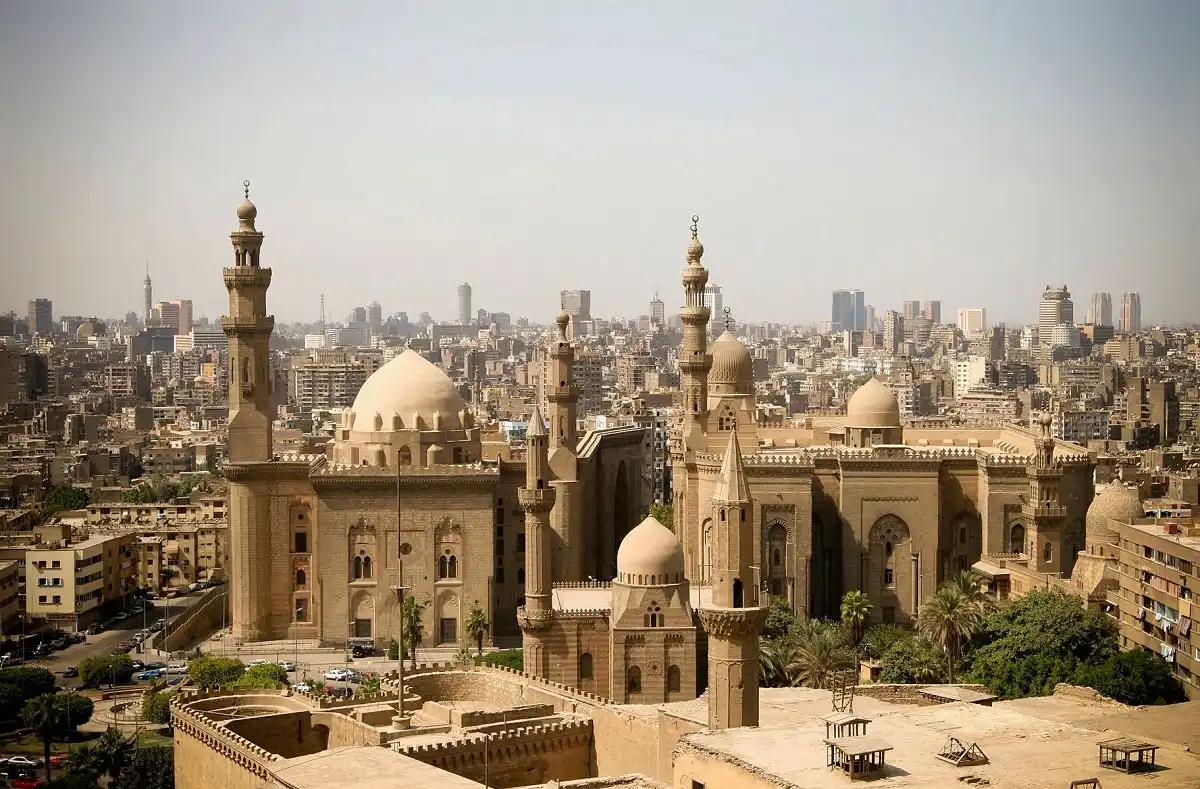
516, 606, 554, 631
697, 606, 768, 639
518, 487, 555, 512
552, 581, 611, 589
225, 461, 312, 482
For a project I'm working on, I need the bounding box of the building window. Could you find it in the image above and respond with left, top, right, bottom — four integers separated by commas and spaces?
294, 532, 308, 553
295, 598, 309, 622
1043, 543, 1053, 562
884, 540, 896, 589
353, 554, 373, 580
627, 666, 641, 693
579, 652, 594, 680
667, 665, 681, 693
644, 604, 663, 627
438, 553, 459, 580
295, 569, 306, 588
400, 542, 412, 555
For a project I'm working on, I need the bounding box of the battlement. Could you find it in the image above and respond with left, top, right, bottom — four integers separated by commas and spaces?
553, 580, 612, 589
479, 665, 614, 706
313, 463, 500, 477
170, 693, 285, 778
555, 608, 611, 619
393, 718, 593, 759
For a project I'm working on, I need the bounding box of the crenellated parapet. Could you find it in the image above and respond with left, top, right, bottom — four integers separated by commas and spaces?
393, 718, 594, 762
170, 694, 284, 779
479, 665, 614, 706
554, 608, 611, 619
553, 580, 612, 589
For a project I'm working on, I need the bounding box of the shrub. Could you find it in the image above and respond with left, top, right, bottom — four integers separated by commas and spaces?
879, 637, 944, 684
229, 663, 288, 689
762, 597, 798, 640
141, 691, 172, 725
187, 656, 245, 690
1075, 649, 1187, 706
481, 648, 523, 671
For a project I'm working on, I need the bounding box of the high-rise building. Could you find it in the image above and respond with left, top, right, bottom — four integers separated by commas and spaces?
351, 306, 367, 324
367, 301, 382, 333
560, 289, 592, 321
922, 301, 941, 324
154, 301, 180, 334
172, 299, 193, 334
864, 305, 876, 334
1087, 292, 1113, 326
902, 300, 921, 320
957, 308, 987, 334
1038, 286, 1073, 348
457, 283, 472, 326
649, 292, 665, 327
142, 263, 153, 327
830, 289, 865, 332
703, 284, 724, 332
882, 311, 904, 355
1119, 292, 1142, 333
26, 299, 53, 336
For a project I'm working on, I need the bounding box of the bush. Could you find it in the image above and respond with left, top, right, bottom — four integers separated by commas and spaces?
386, 638, 399, 660
0, 683, 25, 721
141, 691, 172, 725
229, 663, 288, 689
111, 746, 172, 789
0, 666, 57, 699
1075, 649, 1187, 706
44, 485, 90, 514
79, 655, 135, 689
860, 624, 913, 662
55, 693, 94, 730
481, 648, 523, 671
762, 598, 799, 640
880, 637, 944, 684
187, 656, 245, 690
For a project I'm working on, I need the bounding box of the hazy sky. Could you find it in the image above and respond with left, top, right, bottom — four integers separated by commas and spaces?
3, 2, 1198, 326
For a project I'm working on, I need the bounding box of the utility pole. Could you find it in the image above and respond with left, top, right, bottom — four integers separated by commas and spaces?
390, 446, 411, 730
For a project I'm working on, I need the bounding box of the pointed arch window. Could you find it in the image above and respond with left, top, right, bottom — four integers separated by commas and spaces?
627, 666, 642, 693
579, 652, 594, 680
667, 665, 681, 693
717, 407, 736, 431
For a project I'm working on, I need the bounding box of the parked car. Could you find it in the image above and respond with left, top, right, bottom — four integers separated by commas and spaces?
277, 661, 296, 672
48, 754, 69, 769
111, 646, 131, 655
144, 661, 167, 670
292, 682, 313, 693
61, 666, 78, 679
85, 625, 102, 636
136, 669, 165, 681
12, 776, 43, 789
165, 663, 188, 675
166, 677, 185, 687
130, 661, 145, 672
247, 659, 270, 668
323, 668, 353, 681
4, 757, 43, 769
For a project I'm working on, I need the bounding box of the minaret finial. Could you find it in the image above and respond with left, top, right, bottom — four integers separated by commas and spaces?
690, 214, 700, 239
686, 215, 705, 264
243, 179, 251, 199
724, 306, 732, 332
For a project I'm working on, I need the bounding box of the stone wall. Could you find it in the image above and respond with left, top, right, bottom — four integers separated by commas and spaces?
224, 711, 328, 759
1053, 682, 1125, 706
152, 589, 228, 653
170, 694, 283, 789
854, 683, 991, 706
394, 719, 593, 788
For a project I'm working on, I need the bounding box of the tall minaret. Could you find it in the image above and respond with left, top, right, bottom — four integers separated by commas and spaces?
142, 262, 153, 327
222, 181, 274, 463
698, 429, 767, 730
517, 404, 556, 678
546, 309, 578, 452
1023, 413, 1066, 574
679, 215, 712, 443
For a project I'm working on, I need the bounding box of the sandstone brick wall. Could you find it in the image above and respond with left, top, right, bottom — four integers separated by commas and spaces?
1052, 682, 1125, 706
854, 683, 990, 706
224, 711, 328, 758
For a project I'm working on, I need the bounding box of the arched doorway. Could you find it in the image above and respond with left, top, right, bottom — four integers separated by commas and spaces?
610, 461, 631, 577
811, 510, 842, 619
1009, 523, 1026, 554
766, 523, 788, 597
868, 515, 911, 622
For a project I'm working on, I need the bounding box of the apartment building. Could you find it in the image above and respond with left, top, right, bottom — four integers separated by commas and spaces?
26, 533, 137, 631
0, 562, 19, 634
137, 537, 165, 595
1108, 519, 1200, 700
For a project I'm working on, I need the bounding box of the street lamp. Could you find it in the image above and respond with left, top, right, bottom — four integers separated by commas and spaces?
389, 574, 410, 730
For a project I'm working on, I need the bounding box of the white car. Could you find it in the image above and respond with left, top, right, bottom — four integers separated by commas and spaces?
277, 661, 296, 671
4, 757, 43, 768
247, 659, 270, 667
323, 668, 353, 681
292, 682, 313, 693
166, 663, 188, 675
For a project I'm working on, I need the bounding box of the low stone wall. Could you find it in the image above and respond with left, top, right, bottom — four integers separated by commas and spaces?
456, 703, 556, 728
1053, 683, 1126, 706
153, 591, 228, 653
855, 683, 991, 706
170, 693, 283, 789
394, 718, 594, 789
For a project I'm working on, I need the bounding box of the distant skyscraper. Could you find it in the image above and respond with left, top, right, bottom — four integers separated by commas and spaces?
922, 300, 941, 324
902, 300, 921, 320
1086, 292, 1113, 326
649, 292, 665, 326
957, 308, 986, 334
864, 305, 876, 333
1038, 285, 1073, 348
883, 310, 904, 355
351, 306, 367, 325
702, 284, 723, 330
142, 263, 153, 327
1119, 292, 1142, 333
831, 289, 865, 332
560, 289, 592, 321
26, 299, 53, 336
171, 299, 193, 334
154, 301, 180, 335
457, 283, 472, 325
367, 301, 382, 333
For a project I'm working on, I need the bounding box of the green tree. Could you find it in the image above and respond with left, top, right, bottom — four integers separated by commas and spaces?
44, 485, 90, 515
879, 637, 944, 683
860, 624, 912, 662
465, 604, 489, 657
111, 747, 173, 789
229, 663, 288, 689
354, 674, 382, 698
66, 727, 135, 783
649, 503, 674, 530
762, 597, 798, 640
402, 597, 428, 669
22, 693, 93, 782
970, 590, 1118, 699
0, 666, 57, 698
839, 590, 872, 647
141, 690, 172, 725
1074, 649, 1186, 706
918, 584, 983, 683
187, 656, 245, 690
785, 620, 855, 689
79, 655, 135, 688
385, 638, 399, 661
758, 637, 794, 688
0, 683, 26, 721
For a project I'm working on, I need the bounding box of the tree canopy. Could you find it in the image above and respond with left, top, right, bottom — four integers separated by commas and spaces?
648, 503, 674, 530
79, 655, 135, 689
229, 663, 288, 689
111, 747, 173, 789
122, 474, 202, 504
44, 485, 90, 515
187, 656, 245, 690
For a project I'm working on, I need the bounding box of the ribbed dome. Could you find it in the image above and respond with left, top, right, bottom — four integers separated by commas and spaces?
708, 331, 752, 389
617, 516, 684, 584
1086, 484, 1143, 540
348, 350, 467, 432
846, 377, 901, 428
236, 197, 257, 222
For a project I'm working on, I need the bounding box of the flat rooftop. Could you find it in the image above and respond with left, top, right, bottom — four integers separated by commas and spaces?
273, 746, 482, 789
677, 688, 1200, 788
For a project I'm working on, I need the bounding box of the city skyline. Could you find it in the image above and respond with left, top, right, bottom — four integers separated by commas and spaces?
3, 2, 1198, 324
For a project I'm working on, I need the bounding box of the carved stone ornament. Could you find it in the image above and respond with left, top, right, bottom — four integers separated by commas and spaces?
516, 606, 554, 631
435, 516, 462, 534
349, 518, 376, 535
697, 606, 768, 639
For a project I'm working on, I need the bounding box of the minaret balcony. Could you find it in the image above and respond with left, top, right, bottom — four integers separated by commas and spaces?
222, 267, 272, 288
679, 356, 712, 375
1022, 504, 1067, 519
546, 386, 579, 403
697, 605, 768, 639
516, 605, 554, 632
518, 487, 556, 512
679, 305, 711, 324
220, 316, 275, 335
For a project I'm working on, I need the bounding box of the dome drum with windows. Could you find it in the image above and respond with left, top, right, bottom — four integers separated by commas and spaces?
330, 350, 482, 468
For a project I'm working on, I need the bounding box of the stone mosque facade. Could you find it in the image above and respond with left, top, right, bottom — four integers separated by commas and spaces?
221, 188, 647, 651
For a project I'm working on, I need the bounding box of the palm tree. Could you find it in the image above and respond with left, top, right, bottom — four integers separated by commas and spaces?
840, 590, 873, 647
918, 584, 984, 683
402, 597, 428, 670
21, 694, 59, 782
79, 726, 135, 782
951, 569, 995, 615
758, 637, 794, 687
465, 605, 489, 657
786, 624, 855, 689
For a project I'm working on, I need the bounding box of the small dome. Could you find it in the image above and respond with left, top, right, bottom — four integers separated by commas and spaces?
348, 350, 468, 433
846, 377, 901, 428
236, 197, 257, 222
617, 516, 684, 583
1086, 484, 1143, 541
708, 331, 752, 390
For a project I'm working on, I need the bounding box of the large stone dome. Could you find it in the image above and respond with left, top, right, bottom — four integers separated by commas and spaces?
708, 331, 753, 390
846, 377, 901, 428
349, 350, 468, 431
1086, 483, 1143, 542
616, 516, 684, 585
